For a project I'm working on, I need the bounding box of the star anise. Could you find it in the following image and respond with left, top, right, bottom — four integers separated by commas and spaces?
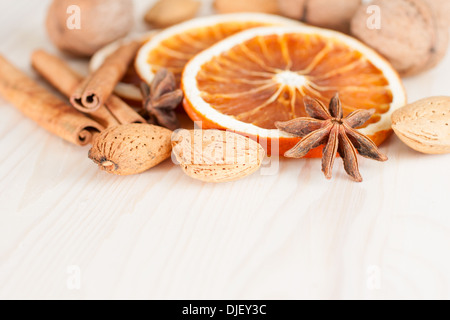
141, 68, 183, 131
275, 94, 388, 182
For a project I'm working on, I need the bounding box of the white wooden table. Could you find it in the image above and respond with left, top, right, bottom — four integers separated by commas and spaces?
1, 0, 449, 300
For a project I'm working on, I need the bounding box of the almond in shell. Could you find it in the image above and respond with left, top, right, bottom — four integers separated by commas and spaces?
89, 124, 173, 175
172, 129, 266, 183
391, 96, 450, 154
214, 0, 279, 14
144, 0, 201, 28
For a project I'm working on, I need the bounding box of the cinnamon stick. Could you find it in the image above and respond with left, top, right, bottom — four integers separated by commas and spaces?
31, 50, 118, 128
0, 54, 102, 146
70, 40, 141, 112
31, 50, 145, 127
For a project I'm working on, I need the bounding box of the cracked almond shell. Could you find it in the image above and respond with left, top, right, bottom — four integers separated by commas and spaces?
172, 130, 266, 183
89, 124, 173, 175
392, 97, 450, 154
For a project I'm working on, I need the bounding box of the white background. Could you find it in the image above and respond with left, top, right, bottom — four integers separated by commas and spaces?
0, 0, 449, 299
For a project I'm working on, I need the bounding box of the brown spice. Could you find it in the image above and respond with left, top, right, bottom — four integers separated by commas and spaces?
32, 50, 117, 128
71, 40, 141, 112
31, 50, 145, 128
276, 94, 388, 182
141, 69, 183, 131
0, 54, 103, 146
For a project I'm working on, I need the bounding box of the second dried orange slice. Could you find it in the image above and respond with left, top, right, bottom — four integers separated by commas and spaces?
182, 26, 407, 156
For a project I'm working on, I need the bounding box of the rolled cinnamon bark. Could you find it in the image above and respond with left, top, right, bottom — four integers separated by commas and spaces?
104, 94, 146, 125
0, 54, 103, 146
70, 40, 141, 112
31, 50, 145, 127
31, 50, 118, 128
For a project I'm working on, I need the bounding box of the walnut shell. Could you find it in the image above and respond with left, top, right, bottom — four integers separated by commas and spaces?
89, 124, 173, 175
420, 0, 450, 73
351, 0, 449, 77
426, 0, 450, 27
392, 97, 450, 154
172, 130, 266, 183
46, 0, 134, 57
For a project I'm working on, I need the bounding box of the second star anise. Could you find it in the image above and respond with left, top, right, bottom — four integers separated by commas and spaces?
275, 94, 388, 182
141, 68, 183, 131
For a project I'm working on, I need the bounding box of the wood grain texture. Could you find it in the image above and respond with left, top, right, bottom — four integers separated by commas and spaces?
0, 0, 450, 300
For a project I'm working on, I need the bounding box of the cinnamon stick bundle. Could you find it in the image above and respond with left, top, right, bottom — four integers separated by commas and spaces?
70, 40, 141, 112
31, 50, 118, 128
0, 54, 102, 146
31, 50, 145, 127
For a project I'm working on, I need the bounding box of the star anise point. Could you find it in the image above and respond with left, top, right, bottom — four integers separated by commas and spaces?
141, 68, 183, 131
277, 94, 388, 182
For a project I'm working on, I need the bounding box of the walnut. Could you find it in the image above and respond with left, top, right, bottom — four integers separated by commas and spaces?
46, 0, 134, 57
351, 0, 449, 77
430, 0, 450, 27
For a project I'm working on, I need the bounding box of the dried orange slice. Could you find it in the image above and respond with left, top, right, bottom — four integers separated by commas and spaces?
135, 13, 299, 86
182, 26, 407, 156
